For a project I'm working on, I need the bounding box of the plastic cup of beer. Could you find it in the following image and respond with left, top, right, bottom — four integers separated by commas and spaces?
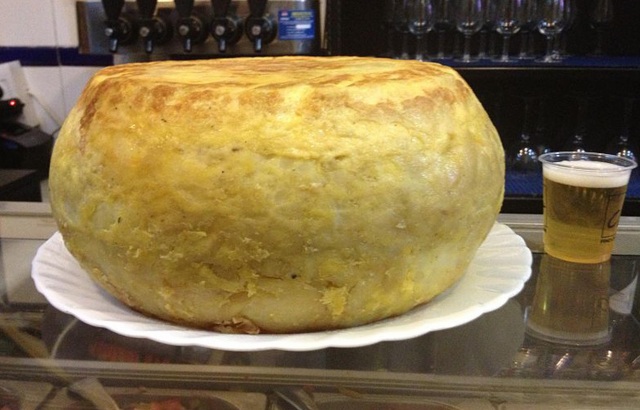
539, 152, 637, 264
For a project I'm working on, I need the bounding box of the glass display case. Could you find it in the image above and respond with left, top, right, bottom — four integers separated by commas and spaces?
2, 202, 640, 409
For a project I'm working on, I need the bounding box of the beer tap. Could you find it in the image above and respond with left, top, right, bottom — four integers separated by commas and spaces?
244, 0, 277, 52
101, 0, 134, 53
136, 0, 172, 54
174, 0, 207, 52
210, 0, 243, 53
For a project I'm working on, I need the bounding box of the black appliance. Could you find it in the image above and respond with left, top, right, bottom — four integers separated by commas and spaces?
0, 92, 53, 179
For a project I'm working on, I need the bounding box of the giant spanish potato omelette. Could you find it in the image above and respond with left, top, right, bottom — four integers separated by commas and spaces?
49, 56, 504, 334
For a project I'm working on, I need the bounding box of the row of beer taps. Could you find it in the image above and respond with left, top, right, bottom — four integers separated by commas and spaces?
101, 0, 277, 54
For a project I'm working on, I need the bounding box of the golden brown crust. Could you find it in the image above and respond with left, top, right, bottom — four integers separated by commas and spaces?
49, 56, 504, 334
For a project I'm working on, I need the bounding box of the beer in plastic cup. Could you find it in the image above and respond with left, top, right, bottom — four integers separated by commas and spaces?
539, 152, 637, 264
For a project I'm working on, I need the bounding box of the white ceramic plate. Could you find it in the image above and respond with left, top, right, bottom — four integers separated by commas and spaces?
32, 223, 532, 352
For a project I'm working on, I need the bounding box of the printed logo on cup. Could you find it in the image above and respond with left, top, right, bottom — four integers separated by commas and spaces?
600, 187, 627, 243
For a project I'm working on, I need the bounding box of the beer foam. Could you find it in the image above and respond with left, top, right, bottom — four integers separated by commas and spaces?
543, 160, 632, 188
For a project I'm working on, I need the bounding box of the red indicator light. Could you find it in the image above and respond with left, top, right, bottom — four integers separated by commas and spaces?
8, 99, 17, 106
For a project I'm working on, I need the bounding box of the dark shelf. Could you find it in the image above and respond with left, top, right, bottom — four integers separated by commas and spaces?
440, 56, 640, 71
502, 170, 640, 216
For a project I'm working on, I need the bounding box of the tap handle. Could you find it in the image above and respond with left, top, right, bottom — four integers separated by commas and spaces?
253, 36, 263, 52
212, 0, 231, 17
247, 0, 267, 17
136, 0, 157, 19
245, 0, 275, 52
143, 37, 154, 53
102, 0, 125, 20
136, 0, 160, 53
175, 0, 199, 52
108, 37, 119, 53
211, 0, 242, 53
102, 0, 129, 53
217, 38, 228, 53
183, 37, 193, 52
175, 0, 194, 18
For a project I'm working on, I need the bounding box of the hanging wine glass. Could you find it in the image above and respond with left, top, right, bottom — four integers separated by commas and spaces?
477, 0, 497, 60
555, 0, 576, 59
607, 97, 638, 162
533, 98, 553, 156
563, 97, 589, 152
507, 96, 540, 172
494, 0, 525, 63
518, 0, 538, 59
407, 0, 435, 61
433, 0, 455, 59
536, 0, 568, 63
454, 0, 484, 62
383, 0, 398, 57
589, 0, 614, 56
393, 0, 411, 59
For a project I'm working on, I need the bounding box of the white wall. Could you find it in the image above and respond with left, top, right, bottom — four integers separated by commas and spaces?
0, 0, 104, 135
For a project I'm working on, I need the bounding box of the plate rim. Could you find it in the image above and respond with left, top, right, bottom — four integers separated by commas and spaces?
32, 222, 532, 352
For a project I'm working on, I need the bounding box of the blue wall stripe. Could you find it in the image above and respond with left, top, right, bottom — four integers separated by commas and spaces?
58, 48, 113, 66
0, 47, 113, 67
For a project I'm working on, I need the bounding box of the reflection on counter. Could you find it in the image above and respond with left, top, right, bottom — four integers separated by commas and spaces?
0, 254, 630, 383
43, 385, 267, 410
0, 380, 53, 410
3, 253, 640, 407
501, 254, 640, 381
526, 255, 611, 346
41, 308, 209, 365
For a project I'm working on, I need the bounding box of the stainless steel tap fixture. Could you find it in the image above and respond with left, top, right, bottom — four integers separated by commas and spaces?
77, 0, 322, 57
175, 0, 209, 52
210, 0, 243, 52
245, 0, 277, 52
101, 0, 136, 52
136, 0, 173, 53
